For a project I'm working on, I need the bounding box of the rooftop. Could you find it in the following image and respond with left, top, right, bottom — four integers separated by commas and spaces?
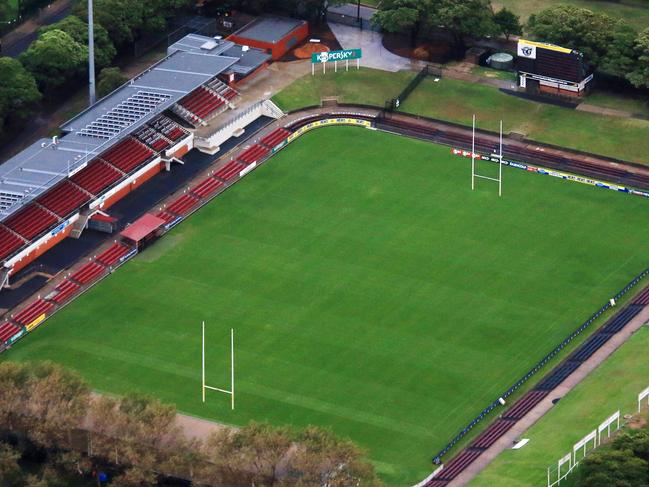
232, 16, 306, 44
0, 34, 249, 220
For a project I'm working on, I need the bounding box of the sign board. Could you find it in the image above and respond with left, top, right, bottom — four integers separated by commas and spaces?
517, 41, 537, 60
311, 49, 362, 64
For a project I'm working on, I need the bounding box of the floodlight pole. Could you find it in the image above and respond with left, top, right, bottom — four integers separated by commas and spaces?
88, 0, 96, 106
471, 114, 476, 190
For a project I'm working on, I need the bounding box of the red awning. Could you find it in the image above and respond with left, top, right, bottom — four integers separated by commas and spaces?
120, 213, 166, 243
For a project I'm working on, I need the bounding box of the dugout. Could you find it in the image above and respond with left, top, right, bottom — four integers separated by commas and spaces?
227, 16, 309, 60
120, 213, 166, 250
517, 39, 593, 97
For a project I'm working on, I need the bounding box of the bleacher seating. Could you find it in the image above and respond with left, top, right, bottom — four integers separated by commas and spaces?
633, 286, 649, 305
150, 116, 187, 142
70, 160, 123, 196
0, 321, 22, 343
471, 419, 516, 449
601, 305, 643, 334
191, 177, 223, 199
156, 211, 178, 224
166, 194, 199, 216
261, 128, 291, 148
0, 225, 25, 260
135, 126, 170, 152
100, 138, 154, 173
12, 299, 53, 326
502, 390, 548, 420
50, 279, 81, 304
222, 87, 238, 100
435, 449, 482, 481
178, 87, 225, 120
570, 333, 612, 362
37, 180, 91, 217
70, 261, 106, 285
535, 360, 581, 391
238, 144, 269, 165
5, 203, 58, 240
96, 242, 131, 267
215, 161, 245, 181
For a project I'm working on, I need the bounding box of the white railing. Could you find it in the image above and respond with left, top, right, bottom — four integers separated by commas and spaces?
547, 385, 648, 486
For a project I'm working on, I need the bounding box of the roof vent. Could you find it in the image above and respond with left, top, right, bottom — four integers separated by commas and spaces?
201, 40, 218, 50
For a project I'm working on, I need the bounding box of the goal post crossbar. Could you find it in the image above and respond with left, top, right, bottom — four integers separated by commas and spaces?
201, 322, 235, 410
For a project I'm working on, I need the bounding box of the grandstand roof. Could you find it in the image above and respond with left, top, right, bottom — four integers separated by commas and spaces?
0, 35, 246, 220
167, 34, 271, 75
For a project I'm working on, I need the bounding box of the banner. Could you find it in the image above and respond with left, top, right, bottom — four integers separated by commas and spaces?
450, 148, 648, 199
287, 118, 371, 143
25, 313, 46, 332
312, 49, 362, 64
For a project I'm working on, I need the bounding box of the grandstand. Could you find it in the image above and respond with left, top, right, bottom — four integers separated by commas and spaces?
0, 33, 274, 289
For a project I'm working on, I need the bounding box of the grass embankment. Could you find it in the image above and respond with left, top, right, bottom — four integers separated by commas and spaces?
470, 325, 649, 487
4, 127, 649, 485
273, 68, 649, 164
495, 0, 649, 32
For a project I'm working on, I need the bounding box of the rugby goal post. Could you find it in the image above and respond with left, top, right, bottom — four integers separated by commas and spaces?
471, 115, 503, 196
201, 322, 235, 410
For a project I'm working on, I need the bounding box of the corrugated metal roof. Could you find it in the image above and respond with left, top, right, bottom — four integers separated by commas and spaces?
0, 40, 240, 220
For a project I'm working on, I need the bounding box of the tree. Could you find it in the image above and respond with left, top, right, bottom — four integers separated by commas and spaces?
0, 57, 41, 138
203, 422, 293, 486
73, 0, 144, 47
431, 0, 499, 52
19, 30, 87, 92
494, 7, 522, 41
41, 16, 116, 69
290, 426, 384, 487
627, 28, 649, 89
373, 0, 434, 46
0, 442, 21, 486
97, 67, 127, 98
527, 5, 636, 77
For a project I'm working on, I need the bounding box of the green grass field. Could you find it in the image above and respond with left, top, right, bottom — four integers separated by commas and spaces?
272, 68, 649, 164
469, 325, 649, 487
494, 0, 649, 32
4, 127, 649, 485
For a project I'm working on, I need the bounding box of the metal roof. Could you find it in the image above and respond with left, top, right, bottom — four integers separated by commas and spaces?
232, 16, 306, 44
0, 38, 241, 220
168, 34, 271, 75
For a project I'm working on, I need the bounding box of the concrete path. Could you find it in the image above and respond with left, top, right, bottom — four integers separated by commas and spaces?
327, 21, 415, 72
577, 103, 635, 119
449, 304, 649, 486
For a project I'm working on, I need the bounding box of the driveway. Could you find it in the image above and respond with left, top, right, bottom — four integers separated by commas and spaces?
327, 22, 415, 72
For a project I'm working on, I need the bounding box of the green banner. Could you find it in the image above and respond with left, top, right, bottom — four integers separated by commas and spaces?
311, 49, 362, 64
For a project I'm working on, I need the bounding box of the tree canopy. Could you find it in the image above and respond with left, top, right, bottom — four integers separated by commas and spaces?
0, 57, 41, 138
577, 426, 649, 486
41, 16, 116, 69
494, 7, 522, 40
374, 0, 498, 50
627, 28, 649, 89
97, 67, 127, 98
19, 29, 87, 92
527, 5, 636, 78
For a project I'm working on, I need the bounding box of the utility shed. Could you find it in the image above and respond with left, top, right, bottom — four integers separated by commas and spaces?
228, 16, 309, 60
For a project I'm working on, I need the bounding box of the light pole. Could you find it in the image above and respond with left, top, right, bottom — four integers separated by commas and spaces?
88, 0, 96, 105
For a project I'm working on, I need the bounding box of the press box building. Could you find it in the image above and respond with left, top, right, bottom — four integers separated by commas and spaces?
516, 39, 593, 97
